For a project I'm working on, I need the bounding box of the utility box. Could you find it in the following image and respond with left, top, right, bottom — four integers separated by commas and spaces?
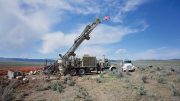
7, 71, 21, 79
81, 55, 97, 67
8, 71, 14, 79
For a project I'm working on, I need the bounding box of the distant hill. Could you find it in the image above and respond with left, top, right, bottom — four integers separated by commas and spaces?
110, 60, 123, 63
135, 59, 180, 61
0, 57, 54, 63
169, 59, 180, 61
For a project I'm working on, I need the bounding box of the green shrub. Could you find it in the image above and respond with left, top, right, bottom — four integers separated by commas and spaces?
150, 69, 156, 73
96, 78, 102, 83
63, 74, 76, 86
156, 67, 161, 71
36, 84, 51, 91
142, 76, 148, 83
50, 82, 65, 93
157, 76, 166, 84
139, 67, 146, 71
108, 71, 116, 77
56, 84, 64, 93
171, 84, 180, 96
148, 65, 153, 68
116, 70, 123, 78
170, 68, 175, 72
67, 80, 75, 86
99, 73, 104, 78
51, 82, 58, 91
108, 69, 124, 78
64, 74, 72, 84
137, 86, 146, 96
75, 86, 93, 101
175, 68, 180, 74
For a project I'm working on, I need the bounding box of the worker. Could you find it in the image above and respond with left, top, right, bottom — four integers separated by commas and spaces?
100, 63, 104, 73
96, 63, 100, 74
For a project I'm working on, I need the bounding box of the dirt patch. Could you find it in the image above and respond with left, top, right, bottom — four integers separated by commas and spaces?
0, 66, 43, 76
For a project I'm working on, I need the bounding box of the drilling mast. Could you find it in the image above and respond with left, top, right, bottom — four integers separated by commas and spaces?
58, 18, 101, 75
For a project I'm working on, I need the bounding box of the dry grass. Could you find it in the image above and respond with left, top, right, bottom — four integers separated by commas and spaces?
1, 60, 180, 101
0, 80, 20, 101
170, 84, 180, 96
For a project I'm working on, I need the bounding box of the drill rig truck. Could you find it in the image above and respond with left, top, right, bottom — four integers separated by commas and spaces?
44, 18, 101, 75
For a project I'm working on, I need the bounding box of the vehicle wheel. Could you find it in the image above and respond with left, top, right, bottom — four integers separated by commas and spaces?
70, 69, 77, 76
78, 69, 85, 75
111, 67, 116, 71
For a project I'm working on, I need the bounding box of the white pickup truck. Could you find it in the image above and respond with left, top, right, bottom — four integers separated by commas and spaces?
122, 60, 135, 72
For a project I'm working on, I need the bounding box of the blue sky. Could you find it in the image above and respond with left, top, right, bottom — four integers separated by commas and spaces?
0, 0, 180, 60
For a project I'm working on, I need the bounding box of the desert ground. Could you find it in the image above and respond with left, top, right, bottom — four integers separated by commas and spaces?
0, 60, 180, 101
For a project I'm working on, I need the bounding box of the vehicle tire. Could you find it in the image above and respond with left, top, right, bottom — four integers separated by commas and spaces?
78, 69, 85, 75
122, 69, 126, 72
111, 67, 116, 71
70, 69, 77, 76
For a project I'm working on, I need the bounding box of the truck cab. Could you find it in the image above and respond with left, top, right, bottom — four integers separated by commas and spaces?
122, 60, 135, 72
98, 58, 117, 71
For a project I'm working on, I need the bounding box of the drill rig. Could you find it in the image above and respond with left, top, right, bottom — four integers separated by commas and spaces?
44, 18, 101, 75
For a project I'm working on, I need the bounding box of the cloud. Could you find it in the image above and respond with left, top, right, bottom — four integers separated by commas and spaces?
134, 47, 180, 60
21, 0, 100, 15
0, 0, 56, 50
0, 0, 146, 48
39, 23, 146, 55
122, 0, 146, 12
0, 0, 100, 50
112, 48, 130, 60
88, 24, 139, 45
40, 32, 76, 54
0, 0, 149, 58
115, 49, 127, 54
110, 0, 148, 23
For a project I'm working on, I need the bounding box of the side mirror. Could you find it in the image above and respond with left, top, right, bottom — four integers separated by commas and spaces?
59, 54, 62, 58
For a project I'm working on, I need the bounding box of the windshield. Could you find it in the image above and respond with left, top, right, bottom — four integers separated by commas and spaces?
124, 60, 132, 63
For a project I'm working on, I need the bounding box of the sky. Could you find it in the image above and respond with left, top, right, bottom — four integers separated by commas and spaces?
0, 0, 180, 60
